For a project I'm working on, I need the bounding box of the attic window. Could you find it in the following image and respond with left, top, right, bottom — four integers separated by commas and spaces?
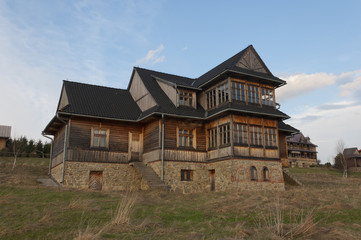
179, 90, 193, 107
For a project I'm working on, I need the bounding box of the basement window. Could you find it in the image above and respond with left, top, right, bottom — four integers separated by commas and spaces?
181, 169, 193, 181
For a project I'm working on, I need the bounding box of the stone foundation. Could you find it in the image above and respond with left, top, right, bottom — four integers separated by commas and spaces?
52, 161, 148, 191
147, 158, 284, 192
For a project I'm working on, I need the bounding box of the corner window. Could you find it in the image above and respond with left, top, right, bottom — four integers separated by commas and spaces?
250, 166, 258, 181
181, 169, 193, 181
217, 83, 229, 105
91, 128, 109, 148
179, 91, 193, 107
178, 129, 194, 148
262, 88, 274, 106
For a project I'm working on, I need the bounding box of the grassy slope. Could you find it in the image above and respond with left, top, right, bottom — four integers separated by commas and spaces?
0, 157, 361, 240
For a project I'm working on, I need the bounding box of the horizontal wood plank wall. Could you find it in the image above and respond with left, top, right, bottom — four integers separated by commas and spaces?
164, 149, 206, 162
67, 149, 128, 163
164, 119, 206, 151
69, 118, 142, 153
52, 125, 65, 158
143, 119, 159, 153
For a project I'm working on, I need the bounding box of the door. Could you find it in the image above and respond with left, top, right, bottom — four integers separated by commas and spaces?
129, 132, 141, 161
89, 171, 103, 190
209, 169, 215, 191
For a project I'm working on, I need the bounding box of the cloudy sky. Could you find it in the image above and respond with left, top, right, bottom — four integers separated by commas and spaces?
0, 0, 360, 163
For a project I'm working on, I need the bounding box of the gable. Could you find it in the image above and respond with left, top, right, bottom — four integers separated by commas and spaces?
156, 78, 177, 106
236, 47, 271, 74
129, 70, 157, 112
58, 85, 69, 110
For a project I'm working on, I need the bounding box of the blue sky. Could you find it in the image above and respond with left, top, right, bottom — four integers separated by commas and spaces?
0, 0, 360, 163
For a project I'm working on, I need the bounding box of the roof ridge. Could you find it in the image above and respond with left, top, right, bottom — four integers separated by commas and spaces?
134, 67, 195, 81
63, 80, 127, 92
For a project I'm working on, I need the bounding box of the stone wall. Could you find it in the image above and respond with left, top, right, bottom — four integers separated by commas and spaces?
60, 161, 149, 191
289, 158, 317, 168
148, 158, 284, 192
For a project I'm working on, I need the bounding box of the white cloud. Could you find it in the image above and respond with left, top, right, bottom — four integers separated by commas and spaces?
278, 70, 361, 102
277, 72, 337, 101
136, 45, 165, 65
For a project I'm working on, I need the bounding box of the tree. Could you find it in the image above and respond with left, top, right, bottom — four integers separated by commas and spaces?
35, 140, 44, 158
335, 139, 347, 178
12, 136, 28, 170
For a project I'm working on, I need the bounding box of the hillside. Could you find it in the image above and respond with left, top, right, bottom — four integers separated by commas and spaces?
0, 157, 361, 239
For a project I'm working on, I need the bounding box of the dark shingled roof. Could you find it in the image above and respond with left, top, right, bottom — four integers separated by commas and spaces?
278, 121, 299, 134
60, 81, 141, 120
44, 45, 298, 135
343, 148, 361, 159
195, 45, 285, 88
287, 132, 317, 146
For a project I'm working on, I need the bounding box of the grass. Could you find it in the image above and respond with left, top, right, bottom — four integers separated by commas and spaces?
1, 157, 361, 239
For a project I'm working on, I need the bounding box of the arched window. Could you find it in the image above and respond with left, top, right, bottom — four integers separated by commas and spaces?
262, 167, 269, 181
250, 166, 258, 181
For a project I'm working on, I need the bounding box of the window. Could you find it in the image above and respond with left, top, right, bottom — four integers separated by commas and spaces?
249, 126, 262, 146
232, 82, 246, 102
178, 129, 193, 148
218, 83, 229, 105
262, 88, 274, 106
181, 169, 193, 181
91, 128, 109, 148
208, 127, 217, 149
248, 85, 260, 104
262, 167, 269, 181
250, 166, 258, 181
207, 88, 217, 109
179, 91, 193, 107
234, 123, 248, 145
206, 82, 229, 109
264, 128, 277, 147
219, 124, 230, 145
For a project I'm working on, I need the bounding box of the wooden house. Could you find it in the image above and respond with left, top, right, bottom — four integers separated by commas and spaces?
287, 133, 317, 167
0, 125, 11, 150
343, 148, 361, 168
43, 45, 298, 192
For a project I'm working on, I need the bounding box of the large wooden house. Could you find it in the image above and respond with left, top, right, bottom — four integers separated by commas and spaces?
287, 133, 318, 168
43, 45, 298, 192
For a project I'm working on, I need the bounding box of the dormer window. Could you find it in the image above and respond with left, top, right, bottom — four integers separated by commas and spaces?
179, 91, 193, 106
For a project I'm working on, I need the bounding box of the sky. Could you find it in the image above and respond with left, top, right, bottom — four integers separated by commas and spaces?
0, 0, 360, 163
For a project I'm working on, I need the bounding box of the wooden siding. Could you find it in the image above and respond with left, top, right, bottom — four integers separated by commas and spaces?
164, 149, 207, 162
236, 48, 268, 74
129, 70, 157, 111
143, 119, 159, 153
164, 119, 206, 151
52, 125, 65, 158
68, 118, 141, 153
58, 86, 69, 110
67, 149, 128, 163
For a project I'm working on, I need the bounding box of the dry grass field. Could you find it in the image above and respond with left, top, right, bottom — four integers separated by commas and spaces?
0, 157, 361, 239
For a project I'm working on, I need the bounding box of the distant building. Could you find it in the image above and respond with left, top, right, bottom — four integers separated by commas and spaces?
287, 133, 317, 167
343, 148, 361, 168
0, 125, 11, 150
